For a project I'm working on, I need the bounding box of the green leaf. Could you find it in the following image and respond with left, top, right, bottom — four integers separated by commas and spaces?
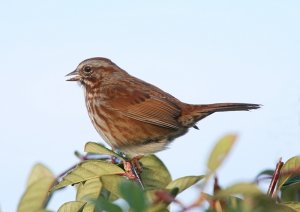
215, 183, 262, 198
76, 178, 102, 201
84, 142, 123, 160
283, 175, 300, 187
207, 134, 237, 174
225, 196, 243, 211
281, 183, 300, 202
166, 175, 205, 194
18, 164, 55, 212
52, 160, 124, 191
255, 169, 274, 180
91, 197, 122, 212
140, 155, 172, 189
242, 195, 296, 212
278, 157, 300, 190
106, 190, 120, 202
58, 201, 86, 212
101, 175, 125, 198
119, 180, 147, 212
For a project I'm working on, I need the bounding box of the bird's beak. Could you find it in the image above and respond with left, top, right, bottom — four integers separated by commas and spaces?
65, 70, 81, 81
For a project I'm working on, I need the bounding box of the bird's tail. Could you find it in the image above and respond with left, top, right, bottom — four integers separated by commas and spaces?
179, 103, 261, 127
194, 103, 260, 113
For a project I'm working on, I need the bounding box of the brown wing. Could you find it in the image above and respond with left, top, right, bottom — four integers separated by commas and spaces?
101, 85, 181, 129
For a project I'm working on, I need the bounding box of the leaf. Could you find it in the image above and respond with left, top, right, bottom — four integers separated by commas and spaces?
81, 204, 95, 212
215, 183, 262, 198
281, 202, 300, 211
26, 163, 54, 187
166, 175, 205, 194
18, 164, 55, 212
225, 196, 243, 211
76, 179, 103, 212
91, 197, 122, 212
207, 134, 237, 173
119, 180, 147, 212
146, 203, 169, 212
84, 142, 123, 160
255, 169, 274, 181
140, 155, 172, 189
101, 175, 125, 198
76, 178, 102, 201
58, 201, 86, 212
242, 195, 296, 212
52, 160, 124, 191
278, 157, 300, 190
35, 210, 54, 212
283, 175, 300, 187
281, 183, 300, 202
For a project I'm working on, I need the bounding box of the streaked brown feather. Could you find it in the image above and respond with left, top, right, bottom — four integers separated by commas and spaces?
101, 86, 181, 129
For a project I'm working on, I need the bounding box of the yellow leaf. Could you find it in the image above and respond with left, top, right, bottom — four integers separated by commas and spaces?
166, 175, 205, 194
215, 183, 262, 198
18, 164, 55, 212
58, 201, 86, 212
84, 142, 123, 160
207, 134, 237, 173
76, 178, 102, 201
52, 160, 124, 191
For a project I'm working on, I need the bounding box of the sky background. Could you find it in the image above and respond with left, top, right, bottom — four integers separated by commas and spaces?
1, 1, 300, 211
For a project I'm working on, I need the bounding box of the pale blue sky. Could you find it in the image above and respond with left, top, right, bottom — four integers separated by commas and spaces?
1, 1, 300, 211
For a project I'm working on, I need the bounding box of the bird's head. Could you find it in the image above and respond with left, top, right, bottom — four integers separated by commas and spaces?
66, 57, 125, 88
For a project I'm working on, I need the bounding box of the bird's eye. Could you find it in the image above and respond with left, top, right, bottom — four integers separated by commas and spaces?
83, 66, 92, 74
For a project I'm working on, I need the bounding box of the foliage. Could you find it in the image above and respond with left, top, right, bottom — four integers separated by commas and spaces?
18, 135, 300, 212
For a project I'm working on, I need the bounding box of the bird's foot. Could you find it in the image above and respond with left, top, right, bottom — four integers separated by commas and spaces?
123, 161, 137, 180
122, 156, 143, 180
131, 156, 143, 174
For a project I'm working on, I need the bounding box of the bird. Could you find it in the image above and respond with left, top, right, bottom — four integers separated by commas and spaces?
66, 57, 260, 158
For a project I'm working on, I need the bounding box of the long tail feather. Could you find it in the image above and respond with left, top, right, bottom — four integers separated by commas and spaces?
180, 103, 261, 127
197, 103, 261, 113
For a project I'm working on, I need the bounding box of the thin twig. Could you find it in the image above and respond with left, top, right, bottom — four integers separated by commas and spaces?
267, 158, 284, 197
182, 192, 208, 211
131, 165, 145, 190
154, 191, 187, 211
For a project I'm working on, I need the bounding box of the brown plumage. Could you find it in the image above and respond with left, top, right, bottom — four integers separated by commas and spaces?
66, 57, 260, 157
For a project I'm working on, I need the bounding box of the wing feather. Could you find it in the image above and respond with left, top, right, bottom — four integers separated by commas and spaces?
102, 86, 181, 129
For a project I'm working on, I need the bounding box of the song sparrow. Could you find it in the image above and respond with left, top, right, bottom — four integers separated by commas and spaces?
66, 57, 260, 158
